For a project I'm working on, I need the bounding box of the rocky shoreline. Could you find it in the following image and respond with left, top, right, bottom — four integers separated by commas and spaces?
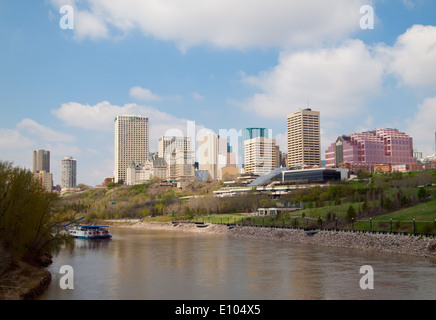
114, 221, 436, 259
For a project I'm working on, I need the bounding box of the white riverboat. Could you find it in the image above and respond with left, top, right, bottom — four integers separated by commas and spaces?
68, 224, 112, 239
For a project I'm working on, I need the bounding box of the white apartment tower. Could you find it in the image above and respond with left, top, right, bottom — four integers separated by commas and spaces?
61, 156, 77, 189
287, 108, 321, 167
244, 137, 278, 176
114, 115, 149, 184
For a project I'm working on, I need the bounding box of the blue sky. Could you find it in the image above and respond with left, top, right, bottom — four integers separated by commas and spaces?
1, 0, 435, 186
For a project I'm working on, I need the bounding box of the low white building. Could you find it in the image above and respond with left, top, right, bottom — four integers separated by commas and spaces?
126, 161, 154, 185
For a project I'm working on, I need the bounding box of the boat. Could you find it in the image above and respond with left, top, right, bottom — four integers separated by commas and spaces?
68, 224, 112, 239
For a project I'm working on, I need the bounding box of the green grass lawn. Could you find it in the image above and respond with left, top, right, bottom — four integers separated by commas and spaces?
352, 199, 436, 234
370, 198, 436, 221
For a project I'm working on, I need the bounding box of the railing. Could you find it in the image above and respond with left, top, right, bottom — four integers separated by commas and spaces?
174, 215, 436, 238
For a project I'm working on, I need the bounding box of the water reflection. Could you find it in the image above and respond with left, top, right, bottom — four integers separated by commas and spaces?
40, 227, 436, 300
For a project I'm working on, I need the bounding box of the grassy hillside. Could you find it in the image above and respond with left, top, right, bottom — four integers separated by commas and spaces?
61, 171, 436, 234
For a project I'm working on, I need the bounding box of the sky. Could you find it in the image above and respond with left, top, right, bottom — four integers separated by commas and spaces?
0, 0, 435, 186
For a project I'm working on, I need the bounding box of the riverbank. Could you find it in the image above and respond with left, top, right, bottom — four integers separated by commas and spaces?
112, 221, 436, 259
0, 260, 52, 300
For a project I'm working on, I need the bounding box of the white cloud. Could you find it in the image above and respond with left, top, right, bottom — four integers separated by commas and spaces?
73, 10, 108, 41
51, 100, 203, 151
402, 0, 415, 10
17, 118, 76, 143
192, 92, 204, 101
406, 96, 436, 156
274, 133, 287, 154
0, 128, 35, 150
129, 86, 162, 102
0, 120, 81, 184
378, 25, 436, 90
50, 0, 371, 50
238, 39, 384, 120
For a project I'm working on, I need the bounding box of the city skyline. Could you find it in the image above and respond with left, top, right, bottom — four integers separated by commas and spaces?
1, 1, 436, 186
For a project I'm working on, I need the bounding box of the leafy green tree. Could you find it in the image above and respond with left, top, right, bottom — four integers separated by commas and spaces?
0, 161, 73, 264
417, 187, 427, 200
346, 205, 356, 221
357, 169, 372, 180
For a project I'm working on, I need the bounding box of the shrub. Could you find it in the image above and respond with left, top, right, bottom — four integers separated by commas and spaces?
346, 205, 356, 221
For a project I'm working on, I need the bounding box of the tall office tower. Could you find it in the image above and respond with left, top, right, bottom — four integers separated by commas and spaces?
243, 137, 278, 176
198, 130, 218, 180
241, 128, 270, 171
287, 108, 321, 167
114, 115, 149, 184
61, 156, 77, 189
158, 136, 193, 180
33, 149, 50, 173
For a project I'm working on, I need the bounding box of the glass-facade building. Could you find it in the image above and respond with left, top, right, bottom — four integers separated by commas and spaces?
241, 128, 270, 169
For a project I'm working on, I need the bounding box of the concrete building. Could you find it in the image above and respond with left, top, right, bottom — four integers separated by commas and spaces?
126, 161, 153, 185
287, 109, 321, 167
33, 170, 53, 192
152, 157, 167, 180
218, 137, 238, 180
114, 115, 149, 184
243, 137, 278, 176
61, 156, 77, 189
326, 128, 417, 171
197, 130, 218, 180
166, 147, 195, 181
241, 128, 270, 171
158, 136, 193, 181
220, 166, 239, 181
103, 176, 114, 187
33, 149, 50, 173
413, 149, 423, 162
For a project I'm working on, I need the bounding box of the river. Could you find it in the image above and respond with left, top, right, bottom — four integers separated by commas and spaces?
39, 226, 436, 300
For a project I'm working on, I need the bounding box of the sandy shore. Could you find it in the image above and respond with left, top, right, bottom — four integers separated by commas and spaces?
111, 221, 436, 259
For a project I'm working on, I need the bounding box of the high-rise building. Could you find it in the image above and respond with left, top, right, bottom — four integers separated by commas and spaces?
325, 128, 417, 170
33, 149, 50, 173
32, 150, 52, 192
243, 137, 278, 176
287, 109, 321, 167
61, 156, 77, 189
34, 171, 53, 192
158, 136, 193, 181
114, 115, 149, 184
197, 130, 218, 180
241, 128, 270, 171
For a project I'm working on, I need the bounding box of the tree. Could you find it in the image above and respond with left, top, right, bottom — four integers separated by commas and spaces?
0, 161, 73, 264
357, 169, 372, 180
417, 187, 427, 200
346, 204, 356, 221
362, 198, 368, 212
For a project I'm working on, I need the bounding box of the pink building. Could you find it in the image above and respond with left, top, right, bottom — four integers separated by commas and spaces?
326, 129, 417, 170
